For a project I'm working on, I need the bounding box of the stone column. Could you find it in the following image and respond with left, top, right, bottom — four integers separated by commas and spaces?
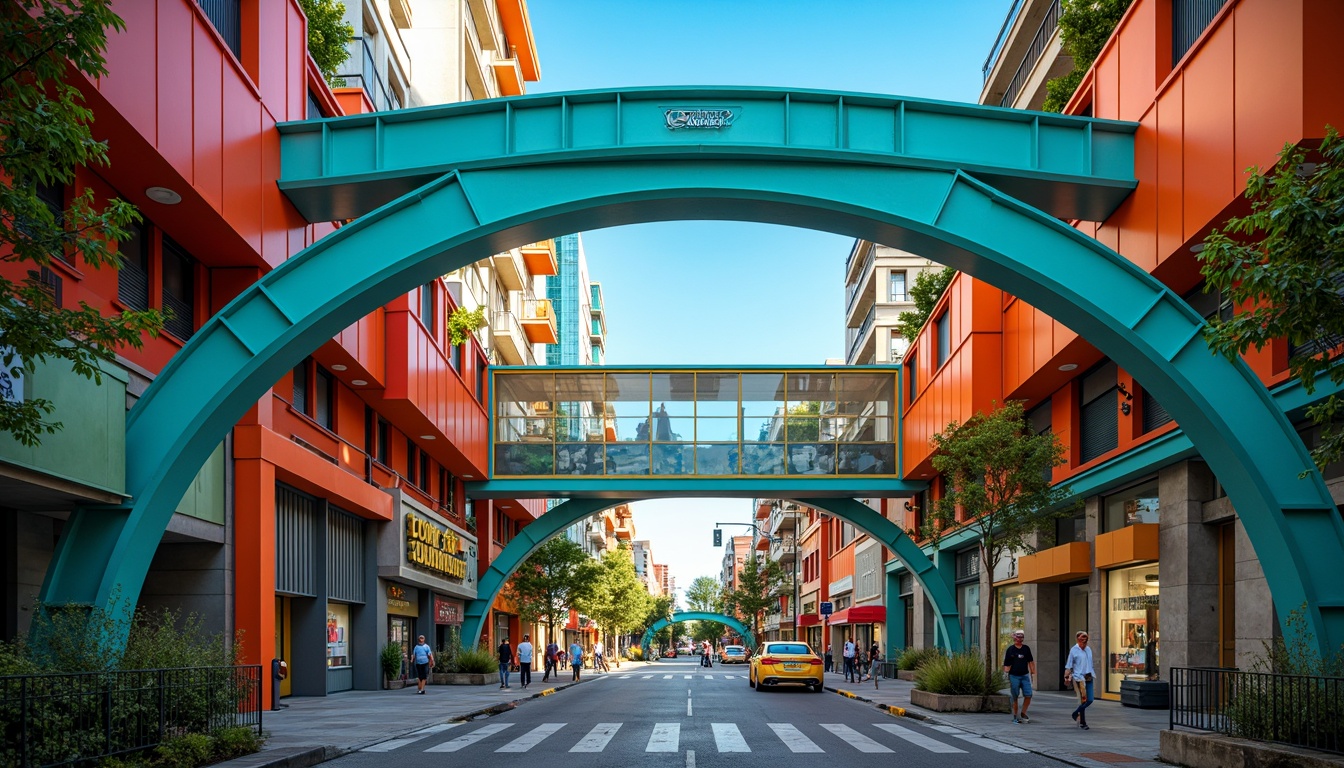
1235, 516, 1276, 668
1159, 461, 1220, 671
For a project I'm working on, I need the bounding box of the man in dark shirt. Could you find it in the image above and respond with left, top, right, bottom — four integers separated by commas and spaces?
1002, 629, 1037, 723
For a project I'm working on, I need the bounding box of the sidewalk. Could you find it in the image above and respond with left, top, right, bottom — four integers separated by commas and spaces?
218, 660, 653, 768
822, 668, 1168, 768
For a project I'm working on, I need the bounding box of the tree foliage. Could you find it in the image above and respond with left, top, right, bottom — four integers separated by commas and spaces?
1042, 0, 1134, 113
574, 543, 649, 655
503, 536, 600, 640
296, 0, 353, 85
0, 0, 165, 446
723, 553, 784, 638
684, 575, 723, 612
1198, 127, 1344, 471
923, 400, 1076, 699
895, 266, 956, 343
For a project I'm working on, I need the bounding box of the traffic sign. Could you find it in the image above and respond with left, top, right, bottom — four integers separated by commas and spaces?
820, 601, 833, 616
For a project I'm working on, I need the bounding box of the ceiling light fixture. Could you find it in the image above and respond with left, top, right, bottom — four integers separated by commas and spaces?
351, 379, 368, 386
420, 435, 436, 440
463, 474, 474, 479
331, 364, 347, 371
1189, 242, 1207, 254
145, 186, 182, 205
1058, 363, 1079, 372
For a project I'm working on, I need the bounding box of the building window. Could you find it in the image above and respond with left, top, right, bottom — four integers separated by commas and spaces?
161, 238, 195, 340
935, 312, 950, 368
1140, 386, 1172, 433
1028, 400, 1052, 483
996, 584, 1025, 662
292, 361, 308, 413
314, 366, 334, 429
419, 451, 430, 492
450, 340, 462, 372
406, 438, 418, 486
475, 358, 486, 403
1079, 361, 1118, 464
889, 271, 908, 302
1106, 563, 1161, 693
376, 418, 390, 466
421, 283, 435, 332
1056, 508, 1086, 544
117, 221, 150, 310
906, 355, 917, 403
326, 603, 351, 668
307, 90, 326, 120
439, 468, 455, 514
1103, 478, 1159, 532
33, 182, 71, 265
195, 0, 242, 61
1173, 0, 1229, 63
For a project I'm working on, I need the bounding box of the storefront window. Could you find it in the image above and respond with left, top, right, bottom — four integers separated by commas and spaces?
326, 603, 351, 668
995, 584, 1025, 661
1106, 564, 1160, 693
1104, 479, 1159, 531
957, 582, 980, 646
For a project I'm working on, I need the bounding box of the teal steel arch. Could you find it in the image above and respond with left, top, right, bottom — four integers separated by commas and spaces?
37, 88, 1344, 657
642, 612, 756, 656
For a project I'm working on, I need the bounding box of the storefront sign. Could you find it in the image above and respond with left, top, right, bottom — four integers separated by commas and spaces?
1112, 594, 1160, 611
435, 596, 462, 625
386, 583, 418, 617
405, 512, 468, 581
664, 108, 737, 130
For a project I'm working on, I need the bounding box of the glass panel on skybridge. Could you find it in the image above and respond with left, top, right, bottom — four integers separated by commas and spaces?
491, 369, 898, 478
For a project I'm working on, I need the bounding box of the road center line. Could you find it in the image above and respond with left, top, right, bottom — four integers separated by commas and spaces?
686, 749, 696, 768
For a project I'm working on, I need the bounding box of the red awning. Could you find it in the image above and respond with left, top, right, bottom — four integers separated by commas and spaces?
797, 613, 821, 627
828, 605, 887, 626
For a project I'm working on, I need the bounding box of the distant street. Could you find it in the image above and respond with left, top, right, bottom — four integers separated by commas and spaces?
327, 657, 1063, 766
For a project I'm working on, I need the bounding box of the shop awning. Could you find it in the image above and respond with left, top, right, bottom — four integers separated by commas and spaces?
828, 605, 886, 625
797, 613, 821, 627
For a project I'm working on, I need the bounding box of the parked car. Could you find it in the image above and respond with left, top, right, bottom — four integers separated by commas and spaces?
719, 645, 748, 664
663, 648, 677, 658
748, 642, 824, 692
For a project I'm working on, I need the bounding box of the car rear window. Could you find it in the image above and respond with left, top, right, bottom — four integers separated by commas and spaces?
726, 646, 745, 653
768, 644, 811, 655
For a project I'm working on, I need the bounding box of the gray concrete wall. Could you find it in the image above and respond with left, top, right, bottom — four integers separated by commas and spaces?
5, 511, 58, 640
1159, 461, 1221, 671
1233, 515, 1277, 669
140, 540, 230, 637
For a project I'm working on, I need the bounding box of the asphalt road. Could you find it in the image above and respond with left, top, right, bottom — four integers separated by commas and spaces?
328, 657, 1064, 766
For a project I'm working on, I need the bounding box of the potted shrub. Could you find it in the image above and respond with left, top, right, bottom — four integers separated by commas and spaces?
430, 642, 497, 685
910, 651, 1010, 713
380, 643, 406, 690
896, 646, 943, 682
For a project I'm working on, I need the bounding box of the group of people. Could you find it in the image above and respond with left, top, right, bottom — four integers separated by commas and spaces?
1001, 629, 1095, 730
825, 635, 882, 683
493, 636, 611, 688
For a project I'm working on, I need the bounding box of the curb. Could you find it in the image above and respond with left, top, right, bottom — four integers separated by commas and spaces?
823, 685, 928, 721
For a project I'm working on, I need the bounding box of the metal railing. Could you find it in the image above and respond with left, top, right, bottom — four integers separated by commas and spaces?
982, 0, 1027, 81
847, 306, 876, 361
1170, 666, 1344, 755
1000, 0, 1061, 108
844, 247, 876, 316
1, 665, 263, 767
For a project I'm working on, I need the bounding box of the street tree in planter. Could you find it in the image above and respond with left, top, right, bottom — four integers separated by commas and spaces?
723, 553, 785, 641
503, 536, 600, 646
922, 400, 1076, 706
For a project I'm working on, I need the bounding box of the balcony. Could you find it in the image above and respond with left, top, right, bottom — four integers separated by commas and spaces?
520, 299, 558, 344
590, 283, 604, 315
491, 53, 524, 97
520, 241, 558, 276
491, 310, 529, 365
590, 317, 605, 341
493, 248, 526, 291
1017, 541, 1091, 584
844, 248, 877, 324
768, 502, 800, 534
846, 305, 876, 363
771, 535, 797, 564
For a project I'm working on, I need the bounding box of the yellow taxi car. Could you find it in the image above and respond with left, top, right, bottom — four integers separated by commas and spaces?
748, 641, 824, 692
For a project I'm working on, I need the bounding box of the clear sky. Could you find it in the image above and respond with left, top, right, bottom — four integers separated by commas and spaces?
525, 0, 1012, 602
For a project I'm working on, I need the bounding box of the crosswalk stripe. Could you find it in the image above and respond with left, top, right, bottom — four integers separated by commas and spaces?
820, 723, 892, 753
647, 723, 680, 752
684, 674, 693, 679
712, 723, 750, 752
571, 723, 622, 752
663, 674, 674, 679
620, 675, 633, 679
496, 723, 565, 752
873, 723, 966, 753
642, 675, 654, 679
362, 723, 460, 751
928, 725, 1027, 753
767, 723, 823, 753
704, 675, 714, 679
424, 722, 513, 752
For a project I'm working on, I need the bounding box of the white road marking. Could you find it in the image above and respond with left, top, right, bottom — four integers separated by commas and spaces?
704, 674, 714, 679
620, 675, 633, 679
873, 722, 966, 753
686, 748, 696, 768
361, 723, 460, 751
684, 674, 693, 679
820, 723, 892, 753
767, 723, 823, 753
496, 723, 565, 752
928, 724, 1027, 753
687, 698, 693, 716
712, 723, 751, 752
424, 722, 513, 752
642, 675, 654, 679
663, 674, 674, 679
647, 722, 680, 752
570, 723, 621, 752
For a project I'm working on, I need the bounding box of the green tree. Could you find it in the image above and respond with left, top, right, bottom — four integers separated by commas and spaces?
575, 543, 649, 660
640, 593, 674, 651
296, 0, 354, 85
684, 575, 723, 612
1197, 127, 1344, 471
723, 554, 784, 639
0, 0, 165, 447
691, 619, 725, 646
895, 267, 956, 343
922, 400, 1076, 703
1042, 0, 1135, 113
503, 536, 600, 643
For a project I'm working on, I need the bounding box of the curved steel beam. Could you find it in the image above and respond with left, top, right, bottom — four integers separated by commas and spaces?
642, 611, 756, 655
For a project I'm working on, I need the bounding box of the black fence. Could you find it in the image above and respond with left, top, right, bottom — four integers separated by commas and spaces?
0, 665, 262, 767
1170, 666, 1344, 755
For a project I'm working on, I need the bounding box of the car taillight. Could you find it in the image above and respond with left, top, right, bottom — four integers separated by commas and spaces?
760, 657, 779, 665
809, 658, 823, 665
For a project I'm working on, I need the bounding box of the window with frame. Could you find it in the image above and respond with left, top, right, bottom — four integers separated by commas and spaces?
292, 361, 308, 413
1027, 399, 1053, 483
33, 182, 71, 265
376, 418, 391, 466
1079, 361, 1119, 464
117, 220, 150, 310
450, 339, 462, 372
314, 366, 334, 430
419, 451, 430, 492
406, 438, 418, 487
161, 238, 195, 340
935, 311, 950, 368
421, 283, 435, 333
889, 271, 908, 302
1173, 0, 1230, 63
905, 355, 917, 403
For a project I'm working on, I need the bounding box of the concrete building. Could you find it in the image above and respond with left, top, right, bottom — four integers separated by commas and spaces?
886, 0, 1344, 704
843, 241, 941, 365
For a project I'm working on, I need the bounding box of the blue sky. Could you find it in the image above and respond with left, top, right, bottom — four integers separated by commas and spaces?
525, 0, 1012, 601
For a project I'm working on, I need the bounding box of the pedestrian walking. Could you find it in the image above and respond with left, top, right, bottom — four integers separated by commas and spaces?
569, 639, 584, 681
543, 639, 559, 682
516, 634, 534, 689
865, 640, 881, 685
824, 643, 833, 672
497, 637, 514, 689
1002, 629, 1037, 723
410, 634, 434, 695
593, 639, 605, 672
1064, 631, 1095, 730
842, 635, 857, 682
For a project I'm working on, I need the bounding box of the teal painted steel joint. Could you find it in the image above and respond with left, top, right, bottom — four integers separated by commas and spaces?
39, 87, 1343, 661
642, 611, 756, 656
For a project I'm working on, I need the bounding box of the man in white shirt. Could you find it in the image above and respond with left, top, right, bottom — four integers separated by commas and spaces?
593, 639, 605, 672
516, 634, 534, 689
1063, 631, 1095, 730
842, 636, 857, 682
